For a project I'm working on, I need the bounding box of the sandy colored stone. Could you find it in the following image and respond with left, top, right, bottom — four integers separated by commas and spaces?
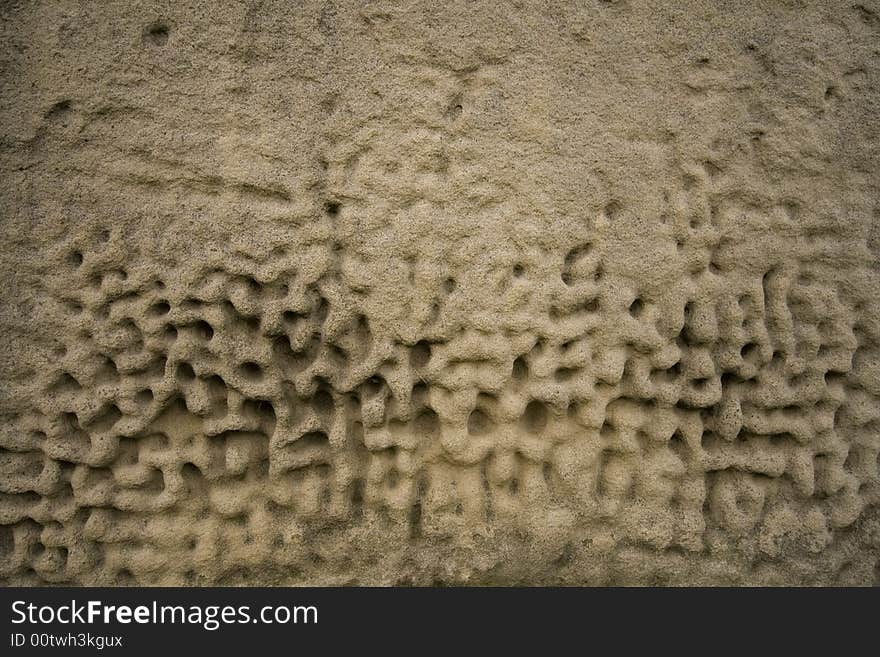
0, 0, 879, 585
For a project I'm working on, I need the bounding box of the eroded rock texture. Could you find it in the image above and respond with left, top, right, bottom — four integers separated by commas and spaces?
1, 1, 879, 585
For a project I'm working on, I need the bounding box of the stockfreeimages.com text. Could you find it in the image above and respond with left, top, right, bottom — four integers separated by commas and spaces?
11, 600, 317, 631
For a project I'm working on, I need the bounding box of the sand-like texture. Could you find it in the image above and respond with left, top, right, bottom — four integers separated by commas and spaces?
1, 1, 879, 586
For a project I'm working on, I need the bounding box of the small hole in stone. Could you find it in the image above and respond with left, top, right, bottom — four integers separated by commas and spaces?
467, 408, 494, 435
176, 362, 195, 383
363, 375, 384, 396
443, 277, 456, 293
195, 320, 214, 341
69, 251, 83, 267
604, 201, 621, 221
512, 356, 528, 381
521, 400, 548, 433
410, 340, 431, 368
47, 100, 71, 120
238, 361, 263, 382
513, 264, 525, 278
146, 22, 169, 46
555, 367, 577, 382
162, 324, 178, 342
629, 298, 644, 318
324, 201, 341, 216
741, 343, 760, 361
149, 301, 171, 316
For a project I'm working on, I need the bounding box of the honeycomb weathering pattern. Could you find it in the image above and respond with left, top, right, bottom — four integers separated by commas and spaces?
0, 0, 879, 586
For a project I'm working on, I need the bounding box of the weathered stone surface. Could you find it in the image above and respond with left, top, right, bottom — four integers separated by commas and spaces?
1, 0, 879, 585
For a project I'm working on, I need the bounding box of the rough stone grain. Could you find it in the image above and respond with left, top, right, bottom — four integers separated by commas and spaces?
1, 0, 879, 585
